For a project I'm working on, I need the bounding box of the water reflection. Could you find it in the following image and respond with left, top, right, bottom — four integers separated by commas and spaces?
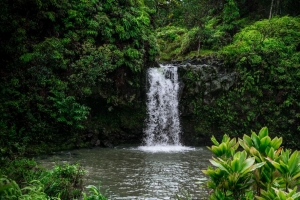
36, 147, 212, 200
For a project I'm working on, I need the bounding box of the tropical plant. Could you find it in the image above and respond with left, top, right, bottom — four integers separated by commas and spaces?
203, 147, 264, 199
266, 149, 300, 192
39, 163, 86, 199
82, 185, 108, 200
202, 127, 300, 199
207, 134, 239, 159
179, 16, 300, 150
257, 186, 300, 200
0, 175, 22, 199
238, 127, 283, 192
0, 175, 50, 200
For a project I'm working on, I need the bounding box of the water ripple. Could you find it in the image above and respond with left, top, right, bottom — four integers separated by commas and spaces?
36, 147, 211, 200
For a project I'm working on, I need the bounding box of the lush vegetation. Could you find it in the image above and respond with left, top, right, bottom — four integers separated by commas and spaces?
179, 16, 300, 148
1, 0, 300, 199
153, 0, 300, 60
202, 127, 300, 199
154, 1, 300, 148
0, 0, 156, 198
0, 159, 107, 199
0, 0, 157, 158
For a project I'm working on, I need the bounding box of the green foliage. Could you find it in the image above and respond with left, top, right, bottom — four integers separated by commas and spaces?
223, 0, 240, 33
0, 176, 22, 199
180, 27, 201, 55
39, 164, 86, 199
82, 185, 108, 200
0, 158, 94, 200
0, 0, 157, 157
179, 16, 300, 149
220, 16, 300, 147
257, 187, 300, 200
156, 25, 223, 60
203, 147, 264, 199
0, 176, 49, 200
0, 158, 39, 186
156, 26, 187, 60
208, 134, 239, 159
202, 127, 300, 200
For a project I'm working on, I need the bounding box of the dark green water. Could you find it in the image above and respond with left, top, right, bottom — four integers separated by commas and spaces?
36, 146, 212, 200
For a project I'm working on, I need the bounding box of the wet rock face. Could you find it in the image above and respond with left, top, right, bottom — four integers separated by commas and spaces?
176, 56, 236, 105
172, 56, 237, 146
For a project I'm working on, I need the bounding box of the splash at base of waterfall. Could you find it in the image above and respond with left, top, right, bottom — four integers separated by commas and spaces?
137, 145, 195, 153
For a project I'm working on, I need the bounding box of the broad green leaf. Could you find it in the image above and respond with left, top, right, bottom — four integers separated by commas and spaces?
228, 137, 236, 148
232, 141, 239, 150
222, 134, 230, 143
291, 191, 300, 199
292, 172, 300, 180
239, 138, 250, 152
243, 134, 253, 146
276, 190, 286, 199
288, 151, 300, 174
279, 160, 289, 174
259, 136, 271, 153
270, 137, 283, 150
239, 151, 247, 162
251, 132, 260, 149
250, 162, 265, 172
250, 147, 263, 162
267, 158, 285, 173
266, 147, 275, 159
231, 158, 240, 172
219, 143, 227, 156
211, 135, 219, 146
281, 149, 290, 163
258, 127, 269, 139
210, 145, 219, 155
209, 159, 229, 174
240, 157, 255, 174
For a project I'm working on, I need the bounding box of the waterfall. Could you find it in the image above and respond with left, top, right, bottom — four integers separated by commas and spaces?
143, 64, 182, 146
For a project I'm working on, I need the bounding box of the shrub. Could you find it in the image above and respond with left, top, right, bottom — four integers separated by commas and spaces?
202, 127, 300, 200
39, 163, 86, 199
0, 159, 93, 199
82, 185, 108, 200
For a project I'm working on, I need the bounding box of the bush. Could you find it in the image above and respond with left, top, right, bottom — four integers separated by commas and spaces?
202, 127, 300, 199
39, 164, 86, 199
82, 185, 108, 200
0, 159, 99, 199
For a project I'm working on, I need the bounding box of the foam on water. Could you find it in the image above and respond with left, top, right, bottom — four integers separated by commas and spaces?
137, 145, 195, 153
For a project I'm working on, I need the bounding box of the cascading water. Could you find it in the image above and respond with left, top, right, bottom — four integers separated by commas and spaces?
139, 64, 192, 152
144, 65, 181, 146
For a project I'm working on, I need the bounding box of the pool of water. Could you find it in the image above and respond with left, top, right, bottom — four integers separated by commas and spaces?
36, 146, 212, 200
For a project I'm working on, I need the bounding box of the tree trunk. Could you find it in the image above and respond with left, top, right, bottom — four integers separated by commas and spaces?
269, 0, 274, 19
197, 38, 201, 56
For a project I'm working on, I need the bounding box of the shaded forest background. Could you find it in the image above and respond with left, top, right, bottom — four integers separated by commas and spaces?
1, 0, 300, 158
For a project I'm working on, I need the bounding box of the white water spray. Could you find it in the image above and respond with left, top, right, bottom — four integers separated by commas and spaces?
139, 64, 193, 152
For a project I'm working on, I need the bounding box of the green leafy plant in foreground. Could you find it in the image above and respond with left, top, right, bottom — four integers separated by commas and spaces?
0, 176, 49, 200
257, 186, 300, 200
39, 163, 86, 199
1, 161, 108, 200
82, 185, 108, 200
202, 127, 300, 200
